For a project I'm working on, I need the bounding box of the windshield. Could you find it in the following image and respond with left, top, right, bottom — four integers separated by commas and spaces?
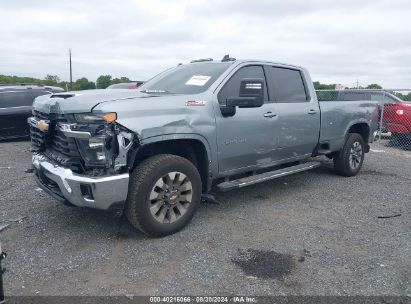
140, 62, 233, 94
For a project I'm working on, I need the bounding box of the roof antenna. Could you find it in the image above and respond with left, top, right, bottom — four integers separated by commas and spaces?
222, 54, 236, 62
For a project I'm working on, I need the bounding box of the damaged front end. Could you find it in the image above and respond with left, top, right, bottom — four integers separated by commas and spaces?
28, 111, 138, 211
63, 112, 138, 175
29, 111, 139, 175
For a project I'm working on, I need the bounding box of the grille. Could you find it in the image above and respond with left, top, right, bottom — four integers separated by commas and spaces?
34, 110, 50, 120
29, 123, 46, 150
30, 111, 83, 172
50, 128, 79, 157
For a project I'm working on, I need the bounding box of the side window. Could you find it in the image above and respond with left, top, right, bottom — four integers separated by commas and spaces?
371, 94, 385, 102
371, 93, 397, 103
386, 95, 397, 103
363, 93, 371, 100
338, 92, 366, 101
30, 90, 52, 101
269, 67, 308, 102
0, 91, 33, 108
218, 65, 268, 104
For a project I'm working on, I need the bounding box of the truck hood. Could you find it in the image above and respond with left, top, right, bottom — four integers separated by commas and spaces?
32, 89, 155, 114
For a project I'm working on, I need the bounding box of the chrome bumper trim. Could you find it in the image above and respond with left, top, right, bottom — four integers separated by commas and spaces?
32, 153, 129, 210
28, 116, 91, 139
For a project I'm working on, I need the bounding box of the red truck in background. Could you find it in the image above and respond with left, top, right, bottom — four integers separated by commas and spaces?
383, 93, 411, 142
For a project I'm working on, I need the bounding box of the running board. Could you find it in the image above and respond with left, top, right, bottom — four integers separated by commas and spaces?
216, 162, 321, 192
317, 149, 332, 155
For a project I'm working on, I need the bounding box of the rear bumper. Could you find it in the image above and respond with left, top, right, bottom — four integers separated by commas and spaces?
32, 153, 129, 211
386, 123, 410, 134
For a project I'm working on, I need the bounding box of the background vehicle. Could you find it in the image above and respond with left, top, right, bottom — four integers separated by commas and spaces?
381, 95, 411, 142
0, 85, 64, 140
106, 81, 144, 89
28, 57, 379, 237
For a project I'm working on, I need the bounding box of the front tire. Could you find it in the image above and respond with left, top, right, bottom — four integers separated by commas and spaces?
333, 133, 365, 177
125, 154, 202, 237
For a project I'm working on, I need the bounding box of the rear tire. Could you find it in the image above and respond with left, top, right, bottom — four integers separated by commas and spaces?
391, 132, 406, 146
125, 154, 202, 237
333, 133, 365, 177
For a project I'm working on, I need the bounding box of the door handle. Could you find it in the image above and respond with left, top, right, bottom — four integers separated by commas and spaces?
263, 112, 277, 118
307, 109, 318, 115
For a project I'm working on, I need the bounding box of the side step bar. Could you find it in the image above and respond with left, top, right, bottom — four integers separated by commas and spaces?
216, 161, 321, 192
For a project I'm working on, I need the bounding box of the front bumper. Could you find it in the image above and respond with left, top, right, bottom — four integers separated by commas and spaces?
32, 153, 129, 211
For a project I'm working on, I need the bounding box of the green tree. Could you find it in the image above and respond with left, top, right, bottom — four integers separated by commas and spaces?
96, 75, 112, 89
59, 81, 69, 91
313, 81, 335, 90
0, 74, 43, 85
72, 77, 96, 91
394, 92, 411, 101
44, 75, 60, 86
111, 76, 131, 84
366, 84, 383, 89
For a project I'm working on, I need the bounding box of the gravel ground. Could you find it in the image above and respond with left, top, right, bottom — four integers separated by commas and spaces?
0, 140, 410, 296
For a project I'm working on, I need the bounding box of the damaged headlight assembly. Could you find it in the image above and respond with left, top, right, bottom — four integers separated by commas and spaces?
76, 135, 111, 166
59, 112, 135, 171
73, 112, 118, 168
74, 112, 117, 124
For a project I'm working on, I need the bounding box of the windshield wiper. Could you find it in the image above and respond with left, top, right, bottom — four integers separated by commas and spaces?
140, 89, 174, 94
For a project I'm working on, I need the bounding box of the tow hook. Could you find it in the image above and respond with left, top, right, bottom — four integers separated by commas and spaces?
0, 243, 6, 304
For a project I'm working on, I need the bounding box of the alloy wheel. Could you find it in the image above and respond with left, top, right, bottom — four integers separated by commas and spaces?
149, 172, 193, 224
349, 141, 363, 170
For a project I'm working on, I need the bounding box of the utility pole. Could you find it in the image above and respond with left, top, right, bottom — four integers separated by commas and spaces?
69, 49, 73, 91
356, 79, 359, 89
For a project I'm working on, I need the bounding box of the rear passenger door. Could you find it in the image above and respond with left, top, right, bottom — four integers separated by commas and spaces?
266, 66, 320, 160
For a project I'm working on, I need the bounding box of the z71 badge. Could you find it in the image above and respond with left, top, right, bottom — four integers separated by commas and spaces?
224, 137, 247, 145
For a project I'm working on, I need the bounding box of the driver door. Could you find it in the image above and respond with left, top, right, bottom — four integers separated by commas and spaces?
214, 65, 279, 173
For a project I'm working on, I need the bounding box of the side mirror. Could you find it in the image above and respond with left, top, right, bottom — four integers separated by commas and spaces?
220, 78, 264, 117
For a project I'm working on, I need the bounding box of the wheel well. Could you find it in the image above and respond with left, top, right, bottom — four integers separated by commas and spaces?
348, 123, 370, 143
133, 139, 209, 192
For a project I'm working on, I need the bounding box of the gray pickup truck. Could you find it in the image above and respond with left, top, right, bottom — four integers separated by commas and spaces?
28, 56, 379, 236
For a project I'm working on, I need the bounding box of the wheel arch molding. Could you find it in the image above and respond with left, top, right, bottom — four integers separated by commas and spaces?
130, 134, 213, 192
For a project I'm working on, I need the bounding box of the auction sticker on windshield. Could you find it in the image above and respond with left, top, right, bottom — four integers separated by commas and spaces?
185, 75, 211, 86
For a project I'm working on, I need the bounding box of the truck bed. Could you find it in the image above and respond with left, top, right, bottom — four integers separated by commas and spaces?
319, 100, 380, 152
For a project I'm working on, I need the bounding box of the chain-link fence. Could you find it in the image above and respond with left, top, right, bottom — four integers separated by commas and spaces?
316, 89, 411, 152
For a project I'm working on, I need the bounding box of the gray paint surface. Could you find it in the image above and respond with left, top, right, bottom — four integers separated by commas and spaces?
32, 60, 379, 178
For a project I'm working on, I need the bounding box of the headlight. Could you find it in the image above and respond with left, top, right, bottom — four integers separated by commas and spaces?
74, 112, 117, 123
77, 136, 111, 166
88, 136, 105, 149
71, 113, 117, 168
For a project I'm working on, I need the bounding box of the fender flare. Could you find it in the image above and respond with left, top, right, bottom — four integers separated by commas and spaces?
133, 133, 217, 189
343, 119, 371, 139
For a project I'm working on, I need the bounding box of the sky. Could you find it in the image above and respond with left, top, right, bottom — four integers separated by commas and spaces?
1, 0, 411, 88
